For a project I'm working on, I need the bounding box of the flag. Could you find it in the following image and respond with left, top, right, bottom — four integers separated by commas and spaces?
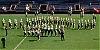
93, 8, 99, 13
52, 6, 55, 11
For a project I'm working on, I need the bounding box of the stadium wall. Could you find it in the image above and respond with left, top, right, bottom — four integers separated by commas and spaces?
0, 9, 99, 14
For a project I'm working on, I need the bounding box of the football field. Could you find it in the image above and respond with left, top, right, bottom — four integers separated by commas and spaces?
0, 14, 99, 50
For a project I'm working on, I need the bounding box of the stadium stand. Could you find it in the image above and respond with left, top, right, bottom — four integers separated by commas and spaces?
0, 0, 100, 13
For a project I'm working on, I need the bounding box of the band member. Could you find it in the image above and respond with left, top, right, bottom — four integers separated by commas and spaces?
58, 25, 61, 36
60, 18, 62, 25
65, 18, 68, 27
29, 18, 31, 26
58, 18, 61, 25
43, 17, 46, 24
92, 13, 96, 20
48, 26, 51, 36
61, 24, 64, 31
54, 17, 57, 25
78, 20, 81, 30
90, 20, 93, 30
41, 23, 44, 36
62, 18, 65, 25
49, 16, 53, 24
81, 20, 83, 29
84, 20, 87, 30
56, 17, 58, 25
72, 19, 75, 29
2, 18, 6, 29
50, 25, 53, 36
8, 19, 12, 29
54, 25, 58, 36
70, 18, 73, 28
23, 30, 26, 36
27, 25, 31, 36
32, 18, 35, 25
93, 20, 96, 28
23, 24, 26, 30
31, 29, 35, 36
14, 19, 17, 29
68, 6, 72, 16
20, 18, 23, 28
80, 7, 85, 18
43, 23, 47, 36
34, 17, 37, 26
28, 30, 30, 36
38, 18, 41, 25
87, 19, 90, 29
37, 28, 41, 41
32, 25, 35, 30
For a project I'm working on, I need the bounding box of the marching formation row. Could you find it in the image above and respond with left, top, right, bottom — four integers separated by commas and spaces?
2, 15, 96, 30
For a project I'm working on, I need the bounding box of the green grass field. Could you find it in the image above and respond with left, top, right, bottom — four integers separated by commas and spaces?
0, 14, 99, 50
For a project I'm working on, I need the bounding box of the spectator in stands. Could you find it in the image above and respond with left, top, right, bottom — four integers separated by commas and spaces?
2, 6, 7, 12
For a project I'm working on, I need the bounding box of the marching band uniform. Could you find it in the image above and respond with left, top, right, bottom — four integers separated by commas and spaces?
78, 20, 81, 30
84, 20, 87, 30
20, 19, 23, 28
2, 18, 6, 29
8, 19, 12, 29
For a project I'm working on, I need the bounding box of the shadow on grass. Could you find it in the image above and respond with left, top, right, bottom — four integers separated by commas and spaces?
17, 35, 24, 37
54, 40, 61, 41
40, 36, 48, 37
93, 38, 100, 40
71, 28, 92, 30
29, 40, 37, 42
0, 35, 6, 37
0, 46, 5, 49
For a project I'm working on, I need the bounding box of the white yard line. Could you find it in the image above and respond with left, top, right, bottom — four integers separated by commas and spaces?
14, 37, 27, 50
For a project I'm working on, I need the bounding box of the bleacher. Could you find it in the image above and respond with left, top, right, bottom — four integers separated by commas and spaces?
0, 0, 100, 13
